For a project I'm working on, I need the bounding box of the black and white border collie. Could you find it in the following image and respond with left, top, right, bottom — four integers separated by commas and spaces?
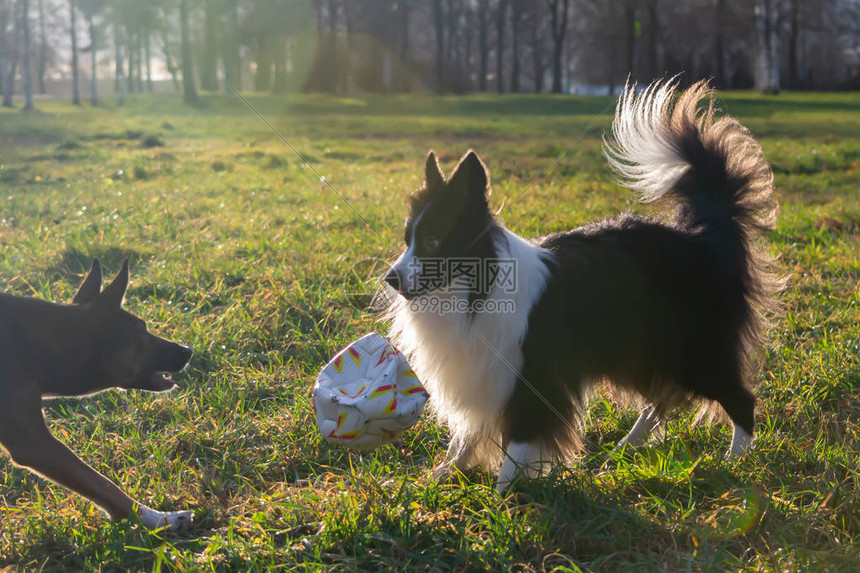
384, 80, 782, 490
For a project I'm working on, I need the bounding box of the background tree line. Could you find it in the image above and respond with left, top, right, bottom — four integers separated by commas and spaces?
0, 0, 858, 110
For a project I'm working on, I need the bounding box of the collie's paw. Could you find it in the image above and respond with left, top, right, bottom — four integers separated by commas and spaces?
137, 505, 194, 532
726, 423, 753, 460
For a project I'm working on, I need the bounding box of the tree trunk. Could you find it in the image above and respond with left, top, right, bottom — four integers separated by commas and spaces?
754, 0, 769, 91
510, 1, 520, 92
1, 2, 9, 105
179, 0, 199, 104
767, 0, 781, 93
145, 31, 152, 92
432, 0, 445, 91
398, 0, 410, 92
128, 27, 135, 92
3, 0, 20, 107
496, 0, 508, 93
202, 0, 218, 91
135, 27, 143, 92
531, 6, 543, 92
713, 0, 725, 87
114, 20, 125, 105
645, 0, 658, 81
787, 0, 798, 88
548, 0, 569, 94
607, 0, 616, 95
327, 0, 338, 93
22, 0, 32, 110
37, 0, 45, 94
624, 0, 636, 82
160, 27, 180, 93
70, 0, 79, 104
477, 0, 488, 90
223, 0, 240, 96
273, 35, 287, 94
88, 13, 96, 106
254, 37, 272, 92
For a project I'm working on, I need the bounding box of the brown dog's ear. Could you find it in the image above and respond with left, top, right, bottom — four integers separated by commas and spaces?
448, 150, 489, 198
72, 258, 102, 304
425, 150, 445, 188
99, 259, 129, 307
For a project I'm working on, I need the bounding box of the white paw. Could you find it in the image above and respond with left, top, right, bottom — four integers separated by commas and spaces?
137, 505, 194, 532
726, 422, 753, 459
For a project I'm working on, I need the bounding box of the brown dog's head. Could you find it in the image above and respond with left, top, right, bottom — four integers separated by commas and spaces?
70, 259, 192, 393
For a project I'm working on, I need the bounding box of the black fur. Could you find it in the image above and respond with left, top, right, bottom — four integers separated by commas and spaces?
502, 82, 780, 457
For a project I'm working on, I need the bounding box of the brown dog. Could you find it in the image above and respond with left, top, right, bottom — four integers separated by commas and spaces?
0, 259, 193, 531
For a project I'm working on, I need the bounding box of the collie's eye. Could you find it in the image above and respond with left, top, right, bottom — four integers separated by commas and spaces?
423, 237, 440, 252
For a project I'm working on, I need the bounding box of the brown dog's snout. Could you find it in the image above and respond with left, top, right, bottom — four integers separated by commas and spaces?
172, 344, 193, 371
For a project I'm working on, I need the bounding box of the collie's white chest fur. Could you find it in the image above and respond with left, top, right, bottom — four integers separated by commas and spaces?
387, 227, 552, 466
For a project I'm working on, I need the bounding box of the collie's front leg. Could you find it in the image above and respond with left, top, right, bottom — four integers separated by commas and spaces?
617, 405, 662, 450
432, 433, 478, 479
496, 441, 549, 491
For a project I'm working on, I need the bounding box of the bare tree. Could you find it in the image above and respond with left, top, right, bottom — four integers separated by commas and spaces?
223, 0, 240, 96
201, 0, 218, 91
496, 0, 509, 92
643, 0, 659, 82
0, 0, 9, 106
36, 0, 45, 94
528, 2, 545, 92
179, 0, 199, 104
510, 0, 524, 92
22, 0, 32, 110
787, 0, 798, 88
477, 0, 489, 90
755, 0, 784, 92
67, 0, 80, 103
624, 0, 637, 81
432, 0, 445, 90
2, 0, 20, 107
547, 0, 569, 93
114, 19, 125, 104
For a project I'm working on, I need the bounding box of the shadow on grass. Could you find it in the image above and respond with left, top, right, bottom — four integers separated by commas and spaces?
46, 247, 144, 287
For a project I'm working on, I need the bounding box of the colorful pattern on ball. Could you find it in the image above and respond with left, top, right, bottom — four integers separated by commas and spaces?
313, 333, 429, 450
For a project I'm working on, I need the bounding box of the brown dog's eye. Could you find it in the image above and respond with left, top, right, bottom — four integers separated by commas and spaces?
423, 237, 440, 252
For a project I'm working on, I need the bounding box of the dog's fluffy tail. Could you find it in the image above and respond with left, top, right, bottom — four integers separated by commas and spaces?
605, 78, 777, 236
605, 78, 784, 373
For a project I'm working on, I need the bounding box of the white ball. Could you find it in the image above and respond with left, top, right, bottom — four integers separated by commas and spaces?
314, 333, 428, 450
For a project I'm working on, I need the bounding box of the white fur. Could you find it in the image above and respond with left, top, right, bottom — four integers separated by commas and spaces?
603, 80, 691, 202
137, 504, 193, 532
728, 422, 752, 458
496, 440, 548, 491
617, 406, 662, 449
389, 210, 425, 294
388, 227, 552, 472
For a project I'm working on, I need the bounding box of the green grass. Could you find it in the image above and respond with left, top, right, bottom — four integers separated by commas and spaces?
0, 89, 859, 571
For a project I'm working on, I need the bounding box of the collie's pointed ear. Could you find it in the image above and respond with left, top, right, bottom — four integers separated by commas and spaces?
72, 258, 102, 304
425, 150, 445, 188
99, 259, 129, 308
448, 150, 489, 197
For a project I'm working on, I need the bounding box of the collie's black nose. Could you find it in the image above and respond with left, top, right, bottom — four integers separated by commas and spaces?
384, 269, 402, 292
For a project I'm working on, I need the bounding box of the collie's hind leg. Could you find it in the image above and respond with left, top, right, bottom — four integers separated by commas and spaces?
701, 370, 756, 459
721, 383, 756, 458
617, 405, 662, 450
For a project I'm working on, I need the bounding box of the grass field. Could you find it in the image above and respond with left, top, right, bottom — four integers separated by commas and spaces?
0, 89, 858, 571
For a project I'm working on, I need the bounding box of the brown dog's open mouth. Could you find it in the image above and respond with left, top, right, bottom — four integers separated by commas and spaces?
146, 372, 177, 392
